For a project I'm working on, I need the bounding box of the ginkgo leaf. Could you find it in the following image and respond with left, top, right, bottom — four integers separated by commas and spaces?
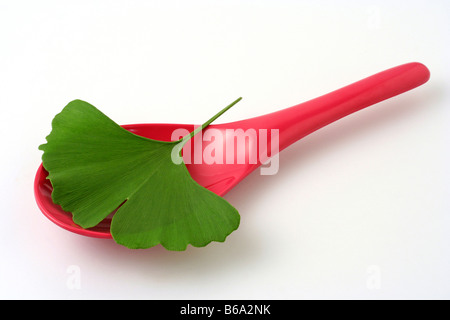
39, 99, 241, 250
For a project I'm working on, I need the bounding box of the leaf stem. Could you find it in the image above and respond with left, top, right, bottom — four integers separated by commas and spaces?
179, 97, 242, 147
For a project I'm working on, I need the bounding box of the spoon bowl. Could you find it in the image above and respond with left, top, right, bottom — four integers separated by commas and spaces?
34, 62, 430, 239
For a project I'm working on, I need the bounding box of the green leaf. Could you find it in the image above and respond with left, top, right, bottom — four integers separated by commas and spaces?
39, 99, 241, 250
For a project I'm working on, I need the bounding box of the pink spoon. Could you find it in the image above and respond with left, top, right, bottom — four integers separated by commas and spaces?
34, 62, 430, 239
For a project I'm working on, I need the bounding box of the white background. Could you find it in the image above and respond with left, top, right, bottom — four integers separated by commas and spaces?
1, 0, 449, 299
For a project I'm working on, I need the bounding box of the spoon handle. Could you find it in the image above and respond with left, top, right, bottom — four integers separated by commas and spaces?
231, 62, 430, 152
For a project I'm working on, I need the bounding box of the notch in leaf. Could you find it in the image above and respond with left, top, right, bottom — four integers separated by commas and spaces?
39, 98, 242, 250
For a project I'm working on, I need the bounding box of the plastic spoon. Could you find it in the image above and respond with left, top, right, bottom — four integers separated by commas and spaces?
34, 62, 430, 239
